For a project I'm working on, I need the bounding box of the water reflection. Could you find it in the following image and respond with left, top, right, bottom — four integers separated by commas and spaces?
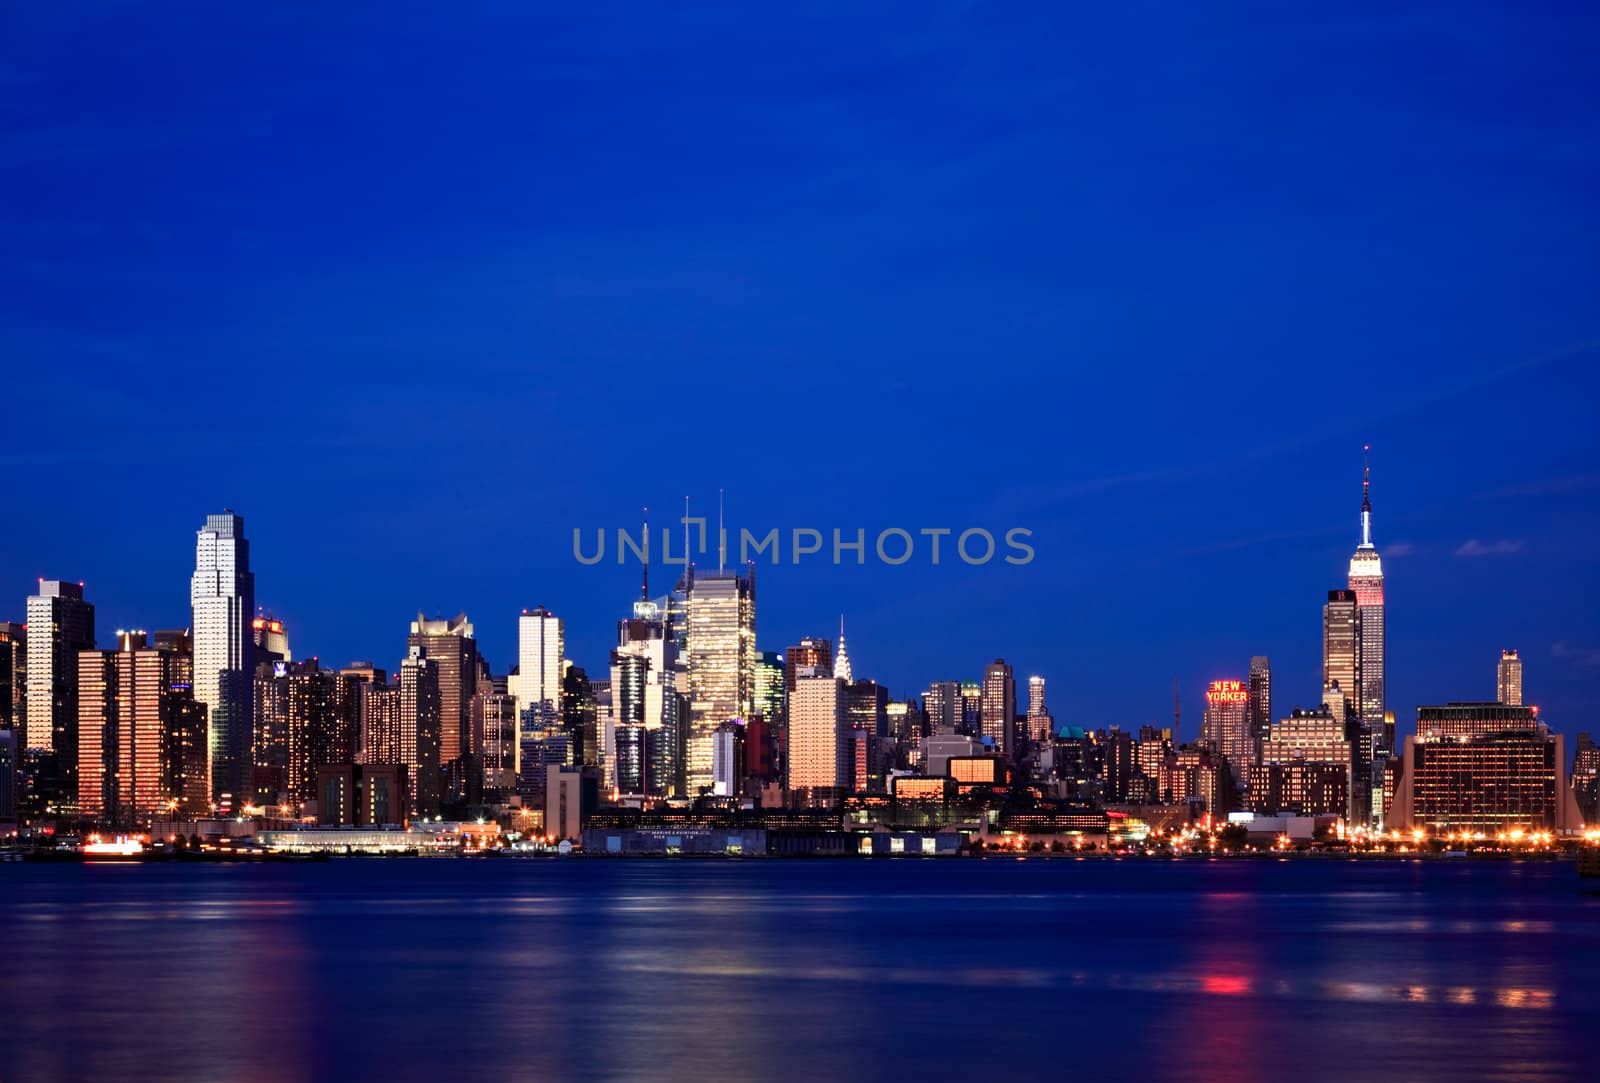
0, 860, 1592, 1083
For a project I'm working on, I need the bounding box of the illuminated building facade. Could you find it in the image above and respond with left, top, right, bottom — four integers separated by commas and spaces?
1199, 679, 1252, 783
511, 606, 563, 794
1322, 590, 1360, 719
980, 659, 1016, 759
847, 679, 889, 738
25, 580, 95, 812
1347, 452, 1385, 732
1247, 656, 1271, 745
959, 681, 982, 735
787, 672, 846, 798
77, 631, 208, 824
190, 511, 255, 806
754, 649, 785, 779
614, 600, 685, 797
407, 612, 480, 769
398, 647, 442, 819
1025, 675, 1052, 745
1386, 703, 1585, 835
1497, 649, 1523, 706
784, 636, 831, 691
1245, 762, 1347, 816
0, 620, 24, 730
470, 682, 518, 794
922, 681, 959, 734
685, 566, 755, 795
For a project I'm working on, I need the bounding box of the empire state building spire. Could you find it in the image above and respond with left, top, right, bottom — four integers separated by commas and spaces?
1360, 444, 1373, 548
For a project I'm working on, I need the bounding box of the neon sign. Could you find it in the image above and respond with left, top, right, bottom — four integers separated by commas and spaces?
1206, 679, 1248, 705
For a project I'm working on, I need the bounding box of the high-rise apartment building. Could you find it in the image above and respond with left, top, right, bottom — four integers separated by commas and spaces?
1497, 650, 1523, 706
980, 660, 1016, 759
77, 631, 208, 824
191, 512, 255, 806
1024, 675, 1052, 745
685, 566, 755, 795
25, 580, 95, 808
398, 647, 442, 819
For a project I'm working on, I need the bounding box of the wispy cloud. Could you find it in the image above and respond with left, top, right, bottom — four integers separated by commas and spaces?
1385, 541, 1421, 557
1455, 538, 1524, 557
1552, 641, 1600, 669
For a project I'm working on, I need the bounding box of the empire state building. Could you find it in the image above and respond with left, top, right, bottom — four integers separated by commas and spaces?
1347, 449, 1386, 742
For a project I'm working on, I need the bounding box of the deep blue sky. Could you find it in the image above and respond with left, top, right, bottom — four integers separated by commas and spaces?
5, 4, 1599, 741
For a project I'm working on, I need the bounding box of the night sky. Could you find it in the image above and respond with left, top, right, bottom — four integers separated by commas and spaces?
5, 4, 1598, 741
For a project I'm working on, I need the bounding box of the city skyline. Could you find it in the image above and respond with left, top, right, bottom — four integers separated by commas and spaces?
3, 456, 1586, 747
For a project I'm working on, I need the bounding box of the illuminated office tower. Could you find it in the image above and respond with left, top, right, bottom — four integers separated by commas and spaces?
191, 511, 255, 806
922, 681, 959, 734
0, 620, 24, 730
784, 636, 832, 691
407, 612, 480, 767
754, 650, 786, 777
1199, 679, 1253, 783
711, 720, 744, 797
787, 671, 846, 798
685, 565, 755, 795
1025, 675, 1052, 744
1347, 450, 1386, 734
1497, 650, 1523, 706
25, 580, 95, 808
847, 680, 889, 739
959, 681, 982, 735
1322, 589, 1361, 719
510, 607, 563, 791
77, 631, 208, 825
1247, 656, 1272, 745
562, 664, 600, 772
615, 599, 685, 797
980, 660, 1016, 759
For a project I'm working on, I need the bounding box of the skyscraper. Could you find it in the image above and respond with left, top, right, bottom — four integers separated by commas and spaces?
922, 681, 959, 734
397, 646, 442, 819
1322, 589, 1360, 719
1025, 675, 1052, 744
1347, 448, 1386, 737
25, 580, 95, 807
1199, 678, 1253, 783
1497, 649, 1523, 706
784, 636, 832, 691
787, 671, 846, 799
959, 681, 982, 735
834, 616, 852, 683
1247, 656, 1272, 746
191, 511, 255, 806
685, 565, 755, 795
77, 630, 208, 824
0, 620, 24, 731
510, 607, 563, 794
980, 659, 1016, 759
408, 612, 480, 769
